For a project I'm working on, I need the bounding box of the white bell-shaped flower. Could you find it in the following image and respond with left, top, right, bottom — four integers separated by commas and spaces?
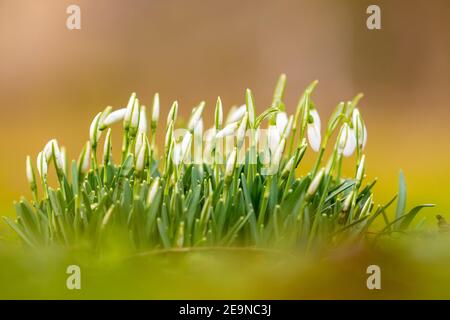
307, 108, 321, 152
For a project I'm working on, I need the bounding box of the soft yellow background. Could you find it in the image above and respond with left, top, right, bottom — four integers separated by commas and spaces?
1, 0, 450, 232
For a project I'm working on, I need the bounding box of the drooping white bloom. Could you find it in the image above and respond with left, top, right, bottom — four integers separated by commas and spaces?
101, 108, 127, 129
138, 105, 147, 134
307, 108, 321, 152
351, 108, 367, 149
268, 125, 281, 154
215, 121, 238, 139
276, 112, 288, 135
226, 104, 246, 124
152, 93, 160, 126
36, 151, 47, 178
283, 115, 294, 138
26, 155, 35, 184
271, 137, 286, 169
338, 123, 357, 157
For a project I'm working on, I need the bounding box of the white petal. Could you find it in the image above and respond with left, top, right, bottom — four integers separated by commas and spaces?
226, 104, 246, 124
102, 108, 127, 128
181, 132, 192, 158
276, 112, 288, 134
152, 93, 160, 124
26, 156, 34, 184
343, 128, 357, 157
138, 106, 147, 134
136, 145, 146, 171
283, 115, 294, 138
216, 122, 238, 139
307, 123, 321, 152
268, 125, 281, 154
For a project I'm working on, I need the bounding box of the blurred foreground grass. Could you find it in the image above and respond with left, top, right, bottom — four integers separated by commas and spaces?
1, 233, 450, 299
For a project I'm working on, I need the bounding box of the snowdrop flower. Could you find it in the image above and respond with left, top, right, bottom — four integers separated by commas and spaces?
307, 167, 324, 197
236, 113, 248, 149
135, 132, 145, 156
282, 115, 293, 138
338, 123, 357, 157
136, 144, 146, 172
167, 101, 178, 126
101, 108, 127, 129
138, 105, 147, 134
281, 156, 295, 178
123, 92, 136, 129
226, 104, 246, 124
351, 108, 367, 149
271, 137, 286, 170
268, 125, 281, 154
173, 132, 192, 165
43, 139, 64, 170
78, 141, 91, 174
36, 151, 47, 178
147, 177, 160, 205
307, 108, 321, 152
89, 112, 102, 146
188, 102, 205, 131
276, 112, 288, 135
152, 93, 160, 128
225, 148, 237, 182
130, 98, 140, 132
26, 155, 36, 185
216, 121, 238, 139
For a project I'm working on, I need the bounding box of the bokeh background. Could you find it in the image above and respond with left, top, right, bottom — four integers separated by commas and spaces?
1, 0, 450, 233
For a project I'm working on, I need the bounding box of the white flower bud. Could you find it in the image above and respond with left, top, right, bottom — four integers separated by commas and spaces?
338, 123, 357, 157
236, 113, 248, 149
147, 177, 160, 205
276, 112, 288, 135
226, 104, 246, 124
135, 132, 145, 156
307, 167, 324, 196
216, 122, 238, 139
281, 156, 295, 178
36, 151, 47, 178
307, 108, 321, 152
268, 125, 281, 154
152, 93, 160, 127
89, 112, 102, 146
101, 108, 126, 129
79, 141, 91, 174
138, 105, 147, 134
352, 108, 367, 149
130, 98, 140, 130
225, 148, 237, 181
188, 102, 205, 131
343, 191, 354, 212
136, 144, 146, 172
26, 155, 35, 185
272, 137, 286, 169
167, 101, 178, 126
356, 154, 365, 185
124, 92, 136, 129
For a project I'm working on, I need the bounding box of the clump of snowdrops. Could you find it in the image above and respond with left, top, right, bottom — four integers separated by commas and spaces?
4, 75, 433, 252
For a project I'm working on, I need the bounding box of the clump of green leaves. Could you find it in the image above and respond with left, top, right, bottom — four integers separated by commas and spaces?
4, 75, 433, 252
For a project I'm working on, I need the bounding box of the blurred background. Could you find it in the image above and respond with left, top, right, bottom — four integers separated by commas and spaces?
1, 0, 450, 231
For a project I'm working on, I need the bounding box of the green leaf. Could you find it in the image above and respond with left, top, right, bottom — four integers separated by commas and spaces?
396, 170, 407, 220
398, 204, 434, 231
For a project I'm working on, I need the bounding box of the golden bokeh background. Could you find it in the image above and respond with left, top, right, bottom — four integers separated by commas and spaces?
1, 0, 450, 231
